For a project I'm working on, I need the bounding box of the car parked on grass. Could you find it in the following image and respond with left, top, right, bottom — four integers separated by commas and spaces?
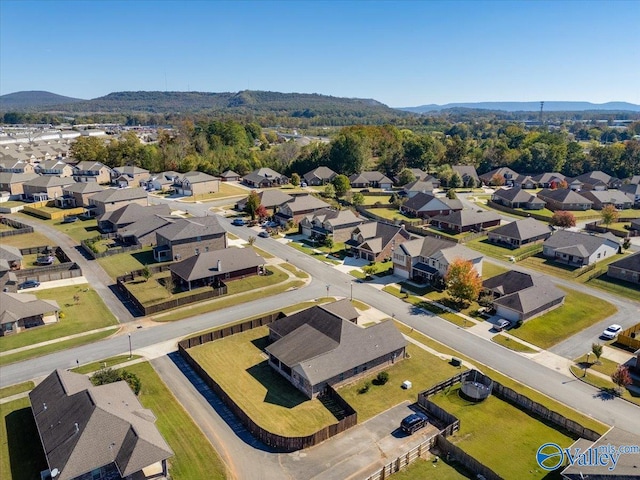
601, 324, 622, 340
18, 280, 40, 290
400, 411, 429, 434
494, 319, 511, 332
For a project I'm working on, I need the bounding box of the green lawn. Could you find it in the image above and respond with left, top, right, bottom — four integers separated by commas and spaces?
466, 237, 542, 261
395, 322, 608, 435
97, 247, 167, 279
366, 207, 415, 223
351, 299, 371, 311
349, 259, 394, 279
491, 334, 538, 353
339, 343, 461, 422
279, 262, 310, 278
482, 262, 509, 279
286, 241, 341, 264
0, 382, 34, 399
71, 355, 142, 374
508, 287, 617, 349
0, 398, 48, 480
518, 252, 625, 282
124, 362, 227, 480
586, 272, 640, 302
360, 194, 392, 206
569, 366, 640, 407
251, 245, 275, 259
16, 212, 100, 243
0, 230, 54, 248
0, 285, 118, 352
430, 385, 575, 480
189, 327, 337, 436
390, 456, 471, 479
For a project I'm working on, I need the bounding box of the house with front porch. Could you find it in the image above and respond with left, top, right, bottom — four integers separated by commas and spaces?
0, 158, 35, 174
140, 171, 180, 192
487, 217, 553, 248
242, 168, 288, 188
169, 247, 264, 291
536, 188, 593, 211
542, 230, 620, 266
22, 175, 75, 201
153, 216, 227, 262
400, 192, 463, 218
491, 187, 546, 210
299, 208, 364, 242
346, 222, 413, 262
72, 161, 112, 184
513, 174, 536, 189
430, 210, 501, 233
1, 292, 60, 336
392, 236, 483, 283
265, 304, 407, 398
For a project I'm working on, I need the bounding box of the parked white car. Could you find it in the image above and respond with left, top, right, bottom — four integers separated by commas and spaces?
601, 324, 622, 340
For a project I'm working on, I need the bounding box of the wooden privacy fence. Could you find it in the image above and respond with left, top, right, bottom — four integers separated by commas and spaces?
15, 246, 82, 282
434, 435, 502, 480
0, 217, 33, 237
617, 323, 640, 352
81, 233, 143, 259
178, 312, 358, 452
364, 436, 438, 480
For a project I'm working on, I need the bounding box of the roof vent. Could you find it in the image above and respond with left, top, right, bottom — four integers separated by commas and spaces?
74, 422, 79, 434
43, 402, 47, 411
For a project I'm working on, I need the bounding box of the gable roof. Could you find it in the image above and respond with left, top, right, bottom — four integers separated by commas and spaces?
169, 247, 264, 281
318, 298, 359, 322
483, 270, 539, 296
179, 170, 219, 184
0, 244, 23, 262
303, 166, 337, 183
1, 292, 59, 325
0, 172, 40, 184
493, 187, 545, 205
90, 187, 148, 203
537, 188, 592, 205
403, 192, 462, 212
402, 179, 434, 193
543, 230, 619, 256
479, 167, 519, 182
348, 171, 393, 185
452, 165, 479, 181
63, 182, 105, 194
74, 161, 110, 172
608, 251, 640, 273
98, 203, 171, 226
306, 208, 362, 228
488, 217, 552, 241
493, 284, 565, 316
112, 166, 149, 176
266, 311, 406, 386
238, 189, 294, 209
531, 172, 566, 184
155, 216, 225, 242
430, 209, 501, 227
580, 189, 633, 204
220, 170, 240, 178
573, 170, 616, 186
282, 194, 330, 213
29, 369, 172, 480
353, 222, 412, 248
23, 176, 75, 188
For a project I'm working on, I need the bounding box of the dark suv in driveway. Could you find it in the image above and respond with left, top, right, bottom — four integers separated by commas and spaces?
400, 411, 428, 434
19, 280, 40, 290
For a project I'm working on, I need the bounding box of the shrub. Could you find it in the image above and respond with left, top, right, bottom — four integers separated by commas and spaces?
358, 382, 371, 394
91, 367, 142, 395
376, 371, 390, 385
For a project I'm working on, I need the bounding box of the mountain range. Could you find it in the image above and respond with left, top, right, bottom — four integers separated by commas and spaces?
400, 101, 640, 113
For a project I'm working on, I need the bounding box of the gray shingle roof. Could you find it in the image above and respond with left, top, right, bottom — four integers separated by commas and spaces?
282, 194, 330, 213
402, 180, 434, 193
493, 284, 565, 316
89, 187, 147, 203
452, 165, 479, 181
303, 166, 337, 183
537, 188, 592, 205
430, 209, 500, 227
580, 189, 632, 204
608, 251, 640, 273
1, 292, 59, 324
353, 222, 412, 251
483, 270, 539, 296
29, 369, 172, 480
543, 230, 619, 256
180, 170, 219, 183
169, 247, 264, 281
318, 298, 359, 322
98, 203, 171, 226
155, 216, 225, 242
63, 182, 105, 194
492, 187, 545, 204
0, 172, 40, 184
237, 190, 293, 209
488, 217, 552, 241
0, 245, 22, 262
23, 176, 76, 188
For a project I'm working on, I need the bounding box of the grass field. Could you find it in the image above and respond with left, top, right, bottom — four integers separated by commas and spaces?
286, 240, 341, 264
465, 237, 542, 261
71, 355, 142, 374
122, 362, 227, 479
279, 262, 310, 278
491, 334, 538, 353
189, 327, 337, 436
360, 194, 392, 206
508, 286, 616, 349
481, 262, 509, 279
430, 385, 575, 480
390, 456, 471, 479
569, 366, 640, 407
16, 212, 100, 243
0, 230, 54, 248
97, 247, 166, 279
0, 285, 118, 352
0, 397, 47, 480
394, 322, 607, 435
518, 252, 624, 282
366, 207, 415, 223
0, 381, 34, 399
586, 273, 640, 302
339, 343, 461, 422
573, 354, 621, 377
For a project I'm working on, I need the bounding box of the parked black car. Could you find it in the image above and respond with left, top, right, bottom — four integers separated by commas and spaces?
18, 280, 41, 290
400, 412, 429, 434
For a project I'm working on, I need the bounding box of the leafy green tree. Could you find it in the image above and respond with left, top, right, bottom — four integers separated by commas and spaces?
323, 183, 336, 199
445, 259, 482, 306
329, 131, 368, 175
332, 174, 351, 197
398, 168, 416, 186
362, 264, 376, 279
323, 236, 334, 252
351, 192, 365, 206
290, 172, 301, 186
141, 266, 151, 282
70, 136, 108, 163
550, 210, 576, 228
91, 368, 142, 396
623, 237, 631, 250
446, 189, 458, 199
591, 343, 603, 364
243, 191, 261, 220
449, 172, 462, 188
600, 204, 619, 226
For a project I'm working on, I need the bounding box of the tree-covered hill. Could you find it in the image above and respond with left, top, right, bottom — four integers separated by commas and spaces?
0, 90, 84, 109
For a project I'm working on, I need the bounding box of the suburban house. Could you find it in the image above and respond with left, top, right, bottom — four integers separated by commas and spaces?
110, 165, 150, 187
97, 203, 172, 232
620, 183, 640, 205
536, 189, 593, 211
88, 187, 148, 216
219, 170, 241, 182
513, 174, 536, 189
491, 187, 546, 210
0, 245, 23, 270
401, 179, 435, 198
479, 167, 519, 186
0, 172, 40, 199
400, 192, 463, 218
72, 161, 112, 184
236, 190, 293, 214
452, 165, 479, 186
140, 171, 180, 192
392, 236, 483, 282
568, 179, 584, 192
30, 369, 173, 480
487, 217, 553, 248
346, 222, 413, 262
36, 159, 74, 177
169, 247, 265, 290
531, 172, 566, 189
275, 194, 331, 225
607, 251, 640, 285
173, 171, 220, 196
579, 189, 633, 210
153, 216, 227, 262
58, 182, 105, 208
265, 304, 407, 398
1, 291, 60, 336
542, 230, 620, 266
0, 158, 36, 174
348, 171, 393, 189
627, 175, 640, 185
631, 219, 640, 233
303, 166, 337, 186
242, 168, 288, 188
573, 171, 622, 191
22, 175, 75, 201
429, 210, 501, 233
116, 214, 175, 247
299, 208, 364, 242
482, 271, 565, 322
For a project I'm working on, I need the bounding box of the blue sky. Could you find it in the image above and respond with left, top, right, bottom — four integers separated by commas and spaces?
1, 0, 638, 106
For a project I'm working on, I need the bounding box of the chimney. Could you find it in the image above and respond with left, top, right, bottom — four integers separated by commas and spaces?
217, 259, 221, 271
